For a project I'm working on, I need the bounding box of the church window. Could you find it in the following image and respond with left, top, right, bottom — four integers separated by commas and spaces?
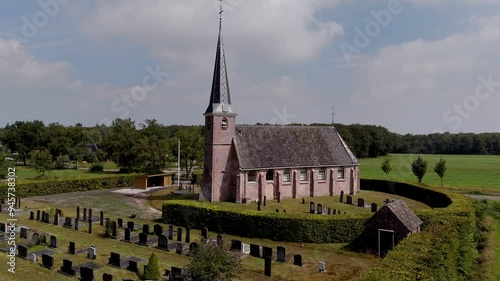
300, 169, 308, 181
337, 167, 345, 179
248, 171, 257, 182
221, 118, 228, 130
206, 119, 212, 131
319, 168, 326, 180
283, 170, 290, 182
266, 170, 274, 181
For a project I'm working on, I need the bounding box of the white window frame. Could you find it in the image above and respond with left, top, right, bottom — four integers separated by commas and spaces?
283, 170, 290, 183
318, 168, 326, 180
300, 169, 308, 181
337, 167, 345, 179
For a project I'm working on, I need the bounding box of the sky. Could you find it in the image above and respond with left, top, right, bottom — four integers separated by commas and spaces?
1, 0, 500, 134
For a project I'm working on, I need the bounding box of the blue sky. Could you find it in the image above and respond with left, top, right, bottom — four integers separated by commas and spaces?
1, 0, 500, 134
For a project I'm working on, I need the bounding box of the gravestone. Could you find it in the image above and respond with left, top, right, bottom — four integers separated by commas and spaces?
127, 260, 138, 272
76, 206, 80, 220
340, 190, 344, 202
171, 267, 183, 279
302, 198, 305, 204
138, 233, 148, 246
102, 273, 113, 281
328, 208, 331, 215
20, 227, 28, 239
277, 191, 281, 203
64, 217, 72, 228
124, 228, 131, 241
88, 209, 92, 222
333, 209, 337, 215
263, 246, 273, 259
0, 223, 4, 232
41, 211, 46, 222
217, 233, 223, 246
83, 208, 87, 221
87, 247, 96, 260
88, 219, 92, 233
54, 214, 59, 226
189, 242, 199, 255
263, 196, 267, 206
358, 198, 365, 207
74, 218, 79, 230
276, 209, 279, 213
157, 235, 168, 250
42, 254, 54, 269
293, 254, 302, 266
250, 244, 260, 258
177, 228, 183, 242
175, 243, 183, 255
60, 259, 75, 276
117, 218, 123, 228
68, 241, 76, 254
346, 195, 353, 205
80, 266, 94, 281
371, 203, 378, 212
142, 224, 150, 234
29, 211, 34, 220
154, 224, 163, 236
18, 245, 28, 259
111, 221, 117, 238
318, 261, 326, 272
231, 240, 242, 251
317, 204, 323, 214
108, 252, 121, 267
50, 235, 58, 248
185, 228, 191, 243
100, 211, 104, 226
310, 202, 316, 214
36, 210, 40, 221
127, 221, 134, 231
257, 201, 261, 211
44, 212, 50, 224
265, 256, 272, 277
168, 225, 174, 240
201, 227, 208, 239
277, 246, 286, 262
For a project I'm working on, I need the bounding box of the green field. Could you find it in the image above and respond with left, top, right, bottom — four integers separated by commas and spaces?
13, 165, 121, 181
360, 154, 500, 192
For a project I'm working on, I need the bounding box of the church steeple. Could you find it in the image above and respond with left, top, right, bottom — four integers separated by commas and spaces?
205, 0, 235, 116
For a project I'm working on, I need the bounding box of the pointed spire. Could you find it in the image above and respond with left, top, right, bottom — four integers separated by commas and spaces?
205, 0, 235, 116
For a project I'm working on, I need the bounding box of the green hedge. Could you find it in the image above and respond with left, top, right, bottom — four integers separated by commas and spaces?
0, 175, 135, 197
162, 200, 369, 243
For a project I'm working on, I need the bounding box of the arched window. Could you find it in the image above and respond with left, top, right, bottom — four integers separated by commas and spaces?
248, 171, 257, 182
318, 168, 326, 180
300, 169, 308, 181
221, 118, 228, 130
283, 169, 291, 182
266, 170, 274, 181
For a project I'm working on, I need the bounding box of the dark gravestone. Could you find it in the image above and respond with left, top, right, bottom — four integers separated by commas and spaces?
117, 218, 123, 228
277, 246, 286, 262
36, 210, 40, 221
83, 208, 87, 221
263, 246, 273, 259
68, 241, 76, 254
171, 267, 183, 279
201, 227, 208, 239
44, 213, 50, 224
18, 245, 28, 259
250, 244, 260, 258
317, 204, 323, 214
328, 208, 331, 215
175, 243, 183, 255
41, 211, 46, 222
138, 233, 148, 245
263, 196, 266, 206
168, 225, 174, 240
276, 209, 279, 213
50, 235, 58, 248
64, 217, 72, 228
309, 202, 315, 214
177, 228, 183, 242
340, 190, 344, 202
29, 211, 34, 220
60, 259, 75, 276
189, 242, 199, 255
157, 235, 168, 250
154, 224, 163, 236
185, 228, 191, 243
88, 209, 92, 222
88, 219, 92, 233
265, 256, 272, 277
277, 191, 281, 203
108, 252, 121, 267
100, 211, 104, 226
20, 227, 28, 239
257, 201, 261, 211
217, 233, 223, 246
302, 198, 305, 204
293, 254, 302, 266
358, 198, 365, 207
371, 203, 378, 212
124, 228, 131, 241
333, 209, 337, 215
102, 273, 113, 281
42, 254, 54, 269
76, 206, 80, 220
0, 223, 4, 232
346, 195, 353, 205
231, 240, 242, 251
75, 218, 79, 230
127, 260, 138, 272
142, 224, 150, 234
80, 266, 94, 281
111, 221, 117, 238
54, 214, 59, 226
127, 221, 134, 231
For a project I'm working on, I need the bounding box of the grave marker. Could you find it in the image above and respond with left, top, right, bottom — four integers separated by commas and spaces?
127, 221, 134, 231
88, 219, 92, 233
80, 266, 94, 281
177, 228, 183, 242
127, 260, 138, 272
142, 224, 150, 234
124, 228, 131, 242
108, 252, 121, 267
201, 227, 208, 239
317, 204, 323, 214
76, 206, 80, 220
29, 211, 34, 220
358, 198, 365, 207
87, 247, 96, 260
157, 235, 168, 250
42, 254, 54, 269
100, 211, 104, 226
318, 261, 326, 272
68, 241, 76, 254
64, 217, 72, 228
250, 244, 260, 257
265, 256, 272, 277
36, 210, 40, 221
74, 218, 79, 230
60, 259, 75, 276
277, 246, 286, 262
117, 218, 123, 228
83, 208, 87, 221
154, 224, 163, 236
293, 254, 302, 266
189, 242, 199, 255
185, 228, 191, 243
231, 240, 242, 251
371, 203, 378, 212
217, 233, 223, 246
346, 195, 353, 205
54, 214, 59, 226
340, 190, 344, 202
18, 245, 28, 259
263, 246, 272, 259
20, 227, 28, 239
138, 233, 148, 246
49, 235, 58, 248
168, 225, 174, 240
310, 202, 315, 214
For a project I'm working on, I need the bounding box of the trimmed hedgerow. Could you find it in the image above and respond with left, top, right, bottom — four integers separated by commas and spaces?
163, 200, 369, 243
0, 175, 134, 197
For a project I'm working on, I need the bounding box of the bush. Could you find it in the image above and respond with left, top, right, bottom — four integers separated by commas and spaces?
89, 162, 104, 172
143, 253, 161, 280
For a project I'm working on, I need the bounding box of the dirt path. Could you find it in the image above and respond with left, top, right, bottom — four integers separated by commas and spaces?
465, 194, 500, 201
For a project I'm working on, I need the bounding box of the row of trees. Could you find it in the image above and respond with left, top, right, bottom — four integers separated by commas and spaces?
381, 156, 448, 185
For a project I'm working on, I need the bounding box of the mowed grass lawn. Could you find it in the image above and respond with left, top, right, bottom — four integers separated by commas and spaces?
13, 164, 122, 181
360, 154, 500, 192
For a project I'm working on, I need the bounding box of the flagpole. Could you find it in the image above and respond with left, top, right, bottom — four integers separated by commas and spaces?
177, 140, 180, 188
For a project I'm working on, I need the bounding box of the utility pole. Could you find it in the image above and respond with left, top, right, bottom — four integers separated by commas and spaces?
177, 140, 180, 188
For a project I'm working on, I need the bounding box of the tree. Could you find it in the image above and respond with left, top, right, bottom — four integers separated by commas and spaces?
143, 253, 161, 280
183, 241, 242, 281
434, 157, 447, 187
0, 153, 9, 179
32, 149, 53, 177
0, 120, 46, 165
381, 156, 392, 178
101, 119, 141, 172
172, 126, 204, 175
411, 156, 428, 183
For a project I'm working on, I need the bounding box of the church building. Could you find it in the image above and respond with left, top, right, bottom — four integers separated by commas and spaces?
200, 6, 360, 203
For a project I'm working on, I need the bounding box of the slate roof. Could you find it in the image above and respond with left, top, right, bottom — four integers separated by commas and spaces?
234, 125, 358, 170
385, 200, 423, 232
